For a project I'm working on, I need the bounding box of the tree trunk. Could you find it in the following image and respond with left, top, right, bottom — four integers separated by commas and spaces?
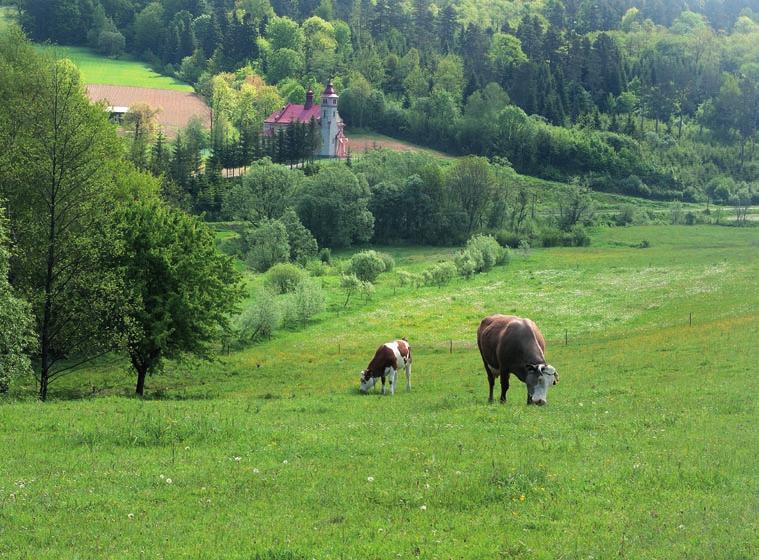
39, 187, 57, 401
135, 366, 148, 397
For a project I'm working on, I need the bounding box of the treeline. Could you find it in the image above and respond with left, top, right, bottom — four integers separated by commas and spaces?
14, 0, 759, 201
0, 30, 242, 400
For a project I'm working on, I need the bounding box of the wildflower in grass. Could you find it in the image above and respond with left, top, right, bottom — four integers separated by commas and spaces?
420, 505, 427, 511
282, 460, 289, 465
166, 478, 173, 484
519, 495, 526, 502
128, 513, 134, 520
253, 468, 260, 474
234, 456, 242, 462
159, 474, 165, 479
184, 446, 190, 450
367, 476, 374, 482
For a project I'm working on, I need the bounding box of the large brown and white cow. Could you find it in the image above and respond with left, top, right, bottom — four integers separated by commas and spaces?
477, 315, 559, 405
359, 339, 412, 395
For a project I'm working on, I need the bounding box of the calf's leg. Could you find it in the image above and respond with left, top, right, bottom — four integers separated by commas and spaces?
380, 375, 386, 395
389, 368, 397, 395
405, 363, 411, 392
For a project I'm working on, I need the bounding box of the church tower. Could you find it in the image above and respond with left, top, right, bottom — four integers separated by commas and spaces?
319, 80, 339, 157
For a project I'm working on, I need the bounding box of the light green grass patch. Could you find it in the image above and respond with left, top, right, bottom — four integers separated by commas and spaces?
37, 45, 193, 91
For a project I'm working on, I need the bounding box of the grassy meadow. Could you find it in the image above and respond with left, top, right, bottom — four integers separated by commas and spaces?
1, 225, 758, 559
36, 45, 193, 91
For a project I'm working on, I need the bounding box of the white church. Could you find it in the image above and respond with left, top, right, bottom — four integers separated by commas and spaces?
263, 80, 348, 158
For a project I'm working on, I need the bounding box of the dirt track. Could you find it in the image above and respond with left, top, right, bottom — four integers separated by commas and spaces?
86, 85, 211, 137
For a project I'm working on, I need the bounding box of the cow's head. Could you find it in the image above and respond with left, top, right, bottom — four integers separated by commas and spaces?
525, 363, 559, 406
359, 370, 376, 393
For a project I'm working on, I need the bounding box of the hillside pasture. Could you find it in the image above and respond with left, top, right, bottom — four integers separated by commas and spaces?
1, 226, 757, 558
38, 45, 193, 91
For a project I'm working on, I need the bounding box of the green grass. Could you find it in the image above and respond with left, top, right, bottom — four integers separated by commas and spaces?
37, 45, 193, 91
0, 6, 15, 32
2, 225, 758, 558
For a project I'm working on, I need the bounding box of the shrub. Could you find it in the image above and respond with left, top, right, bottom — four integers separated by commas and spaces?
281, 278, 325, 327
539, 227, 590, 247
465, 234, 504, 270
237, 293, 281, 343
518, 240, 530, 257
570, 226, 591, 247
615, 204, 637, 226
396, 270, 422, 288
340, 273, 363, 307
423, 261, 457, 286
305, 259, 328, 277
245, 219, 290, 272
318, 247, 332, 264
264, 263, 305, 294
348, 250, 386, 282
454, 249, 478, 278
378, 251, 395, 272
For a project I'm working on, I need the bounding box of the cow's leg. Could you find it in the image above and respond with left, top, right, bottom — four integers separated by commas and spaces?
405, 363, 411, 392
380, 375, 386, 395
482, 357, 495, 403
499, 373, 510, 404
389, 368, 396, 395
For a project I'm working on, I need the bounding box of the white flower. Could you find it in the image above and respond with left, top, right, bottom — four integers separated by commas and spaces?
234, 456, 242, 462
282, 460, 289, 465
579, 403, 584, 407
165, 478, 173, 484
127, 513, 134, 520
184, 446, 190, 451
420, 505, 427, 511
253, 468, 260, 474
159, 474, 165, 479
455, 471, 462, 476
425, 483, 430, 489
367, 476, 374, 482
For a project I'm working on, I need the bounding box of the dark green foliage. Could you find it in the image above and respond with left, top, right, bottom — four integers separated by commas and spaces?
245, 219, 291, 272
111, 195, 242, 396
0, 209, 33, 394
296, 165, 374, 248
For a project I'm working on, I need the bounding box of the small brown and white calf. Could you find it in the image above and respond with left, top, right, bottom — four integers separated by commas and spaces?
359, 339, 412, 395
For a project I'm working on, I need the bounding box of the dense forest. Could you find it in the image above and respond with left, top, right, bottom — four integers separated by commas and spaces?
11, 0, 759, 202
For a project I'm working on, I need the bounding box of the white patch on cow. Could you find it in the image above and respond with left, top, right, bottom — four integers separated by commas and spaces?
359, 371, 377, 393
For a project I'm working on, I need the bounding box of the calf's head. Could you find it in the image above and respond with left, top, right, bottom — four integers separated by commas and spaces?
359, 370, 377, 393
525, 364, 559, 406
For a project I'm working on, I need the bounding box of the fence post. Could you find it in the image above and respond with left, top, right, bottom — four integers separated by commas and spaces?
449, 340, 453, 354
565, 329, 568, 346
689, 312, 692, 327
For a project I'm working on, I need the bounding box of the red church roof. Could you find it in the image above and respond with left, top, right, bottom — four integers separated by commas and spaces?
264, 102, 320, 126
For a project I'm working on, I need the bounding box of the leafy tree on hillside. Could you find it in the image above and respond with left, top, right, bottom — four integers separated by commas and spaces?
0, 41, 124, 401
111, 192, 242, 396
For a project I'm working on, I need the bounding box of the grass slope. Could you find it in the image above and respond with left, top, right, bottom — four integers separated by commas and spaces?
1, 226, 758, 559
37, 45, 193, 91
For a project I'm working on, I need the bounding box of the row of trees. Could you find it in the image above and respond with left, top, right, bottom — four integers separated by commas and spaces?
0, 29, 241, 400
